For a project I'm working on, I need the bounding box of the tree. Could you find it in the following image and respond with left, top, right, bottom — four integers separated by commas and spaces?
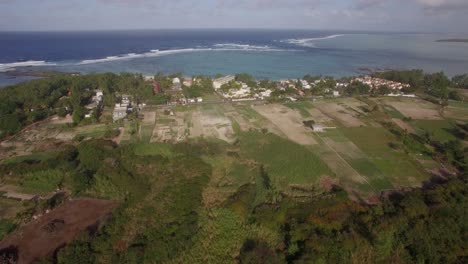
424, 72, 450, 100
452, 74, 468, 89
72, 107, 86, 124
0, 114, 22, 138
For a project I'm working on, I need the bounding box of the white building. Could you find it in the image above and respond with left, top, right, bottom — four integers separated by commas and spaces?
213, 75, 235, 90
183, 77, 193, 87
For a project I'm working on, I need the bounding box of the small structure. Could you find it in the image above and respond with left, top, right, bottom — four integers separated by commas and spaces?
213, 75, 235, 90
153, 81, 161, 94
183, 77, 193, 87
172, 78, 182, 90
312, 124, 324, 132
113, 95, 131, 121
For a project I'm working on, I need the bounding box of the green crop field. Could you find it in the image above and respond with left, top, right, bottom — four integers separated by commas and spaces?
342, 127, 427, 186
383, 105, 406, 119
21, 169, 63, 194
133, 142, 176, 158
413, 120, 457, 142
238, 131, 332, 188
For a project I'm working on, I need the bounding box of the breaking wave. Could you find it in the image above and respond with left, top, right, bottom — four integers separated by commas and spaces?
282, 34, 345, 47
0, 43, 290, 70
79, 44, 286, 65
0, 60, 57, 72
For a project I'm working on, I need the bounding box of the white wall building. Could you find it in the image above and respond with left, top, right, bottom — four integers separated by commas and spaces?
213, 75, 235, 90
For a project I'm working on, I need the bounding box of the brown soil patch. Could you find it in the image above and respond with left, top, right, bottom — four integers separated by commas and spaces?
387, 101, 442, 120
253, 104, 317, 145
322, 138, 366, 159
190, 109, 235, 143
392, 118, 416, 133
0, 198, 117, 263
444, 106, 468, 121
141, 111, 156, 124
316, 103, 365, 127
0, 185, 36, 201
307, 108, 334, 125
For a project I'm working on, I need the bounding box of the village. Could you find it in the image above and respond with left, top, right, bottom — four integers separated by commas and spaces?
107, 74, 415, 122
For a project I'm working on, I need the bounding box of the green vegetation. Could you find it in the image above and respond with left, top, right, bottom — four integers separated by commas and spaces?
413, 120, 457, 142
0, 219, 16, 240
342, 127, 427, 185
21, 169, 63, 194
182, 76, 214, 98
133, 142, 175, 158
285, 101, 313, 117
0, 73, 153, 139
382, 105, 405, 119
1, 71, 468, 263
239, 131, 332, 187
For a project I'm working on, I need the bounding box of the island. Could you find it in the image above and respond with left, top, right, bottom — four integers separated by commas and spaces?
0, 70, 467, 263
436, 38, 468, 43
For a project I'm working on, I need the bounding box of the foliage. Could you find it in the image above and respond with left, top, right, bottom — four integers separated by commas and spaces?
345, 81, 371, 96
373, 69, 425, 90
21, 169, 63, 194
235, 73, 258, 88
0, 219, 16, 240
452, 74, 468, 89
239, 131, 331, 187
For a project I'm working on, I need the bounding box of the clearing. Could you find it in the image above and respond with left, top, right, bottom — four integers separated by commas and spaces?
0, 198, 116, 264
253, 104, 317, 145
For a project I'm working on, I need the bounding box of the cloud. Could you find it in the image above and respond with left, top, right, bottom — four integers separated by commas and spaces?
416, 0, 468, 9
216, 0, 323, 10
354, 0, 387, 9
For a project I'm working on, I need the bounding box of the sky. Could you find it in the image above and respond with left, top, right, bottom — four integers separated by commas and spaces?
0, 0, 468, 32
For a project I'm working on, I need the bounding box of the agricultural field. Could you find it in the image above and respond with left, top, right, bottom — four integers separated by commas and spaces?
0, 94, 466, 263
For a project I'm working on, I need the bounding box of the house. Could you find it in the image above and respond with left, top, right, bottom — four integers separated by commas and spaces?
312, 124, 324, 132
213, 75, 235, 90
153, 81, 161, 94
333, 91, 340, 97
113, 95, 131, 121
172, 78, 182, 90
113, 107, 127, 121
183, 77, 193, 87
86, 90, 104, 110
197, 97, 203, 103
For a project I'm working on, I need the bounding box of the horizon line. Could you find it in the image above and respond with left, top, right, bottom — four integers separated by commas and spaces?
0, 27, 465, 35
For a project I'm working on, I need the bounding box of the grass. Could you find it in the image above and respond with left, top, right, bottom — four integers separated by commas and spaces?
341, 127, 427, 187
75, 124, 109, 138
0, 219, 16, 240
238, 131, 332, 188
133, 142, 176, 158
383, 105, 406, 119
2, 151, 59, 165
0, 197, 29, 219
168, 208, 280, 264
21, 169, 63, 194
139, 123, 154, 142
449, 100, 468, 108
284, 101, 314, 118
413, 120, 457, 142
156, 118, 176, 125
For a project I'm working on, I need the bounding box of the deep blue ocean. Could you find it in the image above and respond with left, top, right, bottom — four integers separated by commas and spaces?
1, 29, 468, 86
